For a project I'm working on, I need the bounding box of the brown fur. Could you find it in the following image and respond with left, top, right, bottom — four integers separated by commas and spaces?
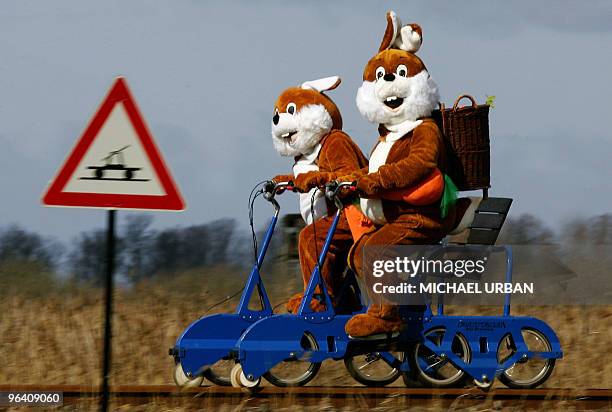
345, 212, 447, 337
287, 132, 367, 313
378, 11, 397, 51
271, 84, 367, 313
357, 120, 446, 218
293, 130, 367, 192
345, 304, 403, 337
408, 23, 423, 40
274, 87, 342, 130
363, 49, 426, 81
343, 121, 449, 337
343, 15, 451, 337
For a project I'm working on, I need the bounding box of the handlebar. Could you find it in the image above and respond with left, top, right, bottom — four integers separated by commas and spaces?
263, 180, 296, 201
262, 179, 356, 204
324, 181, 357, 201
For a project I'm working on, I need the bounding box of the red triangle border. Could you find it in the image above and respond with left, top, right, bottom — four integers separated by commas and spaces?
42, 77, 185, 211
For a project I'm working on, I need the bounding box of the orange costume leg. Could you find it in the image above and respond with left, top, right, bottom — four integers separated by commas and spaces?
286, 213, 355, 313
345, 213, 446, 337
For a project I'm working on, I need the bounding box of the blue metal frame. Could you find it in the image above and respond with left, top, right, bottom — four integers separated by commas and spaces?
234, 208, 355, 379
170, 208, 279, 378
295, 208, 339, 318
235, 213, 276, 319
234, 229, 563, 386
173, 185, 563, 387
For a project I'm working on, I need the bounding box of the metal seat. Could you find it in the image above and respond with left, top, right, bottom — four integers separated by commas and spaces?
448, 197, 512, 245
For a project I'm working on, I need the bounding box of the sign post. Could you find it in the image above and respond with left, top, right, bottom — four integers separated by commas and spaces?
42, 77, 185, 412
100, 209, 115, 412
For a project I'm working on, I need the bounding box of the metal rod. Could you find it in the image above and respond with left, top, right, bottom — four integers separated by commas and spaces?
236, 214, 278, 315
317, 209, 341, 268
100, 209, 116, 412
256, 214, 278, 269
503, 246, 513, 317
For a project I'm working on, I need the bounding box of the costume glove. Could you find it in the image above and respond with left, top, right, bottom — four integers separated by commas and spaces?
356, 174, 383, 197
272, 174, 294, 184
294, 172, 331, 192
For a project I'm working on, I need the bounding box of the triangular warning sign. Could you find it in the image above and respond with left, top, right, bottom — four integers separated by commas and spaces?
42, 77, 185, 211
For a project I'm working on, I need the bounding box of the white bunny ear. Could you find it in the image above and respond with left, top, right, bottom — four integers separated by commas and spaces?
301, 76, 341, 92
394, 23, 422, 53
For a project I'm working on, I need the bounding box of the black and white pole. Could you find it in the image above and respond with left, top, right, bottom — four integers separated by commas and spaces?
100, 209, 116, 412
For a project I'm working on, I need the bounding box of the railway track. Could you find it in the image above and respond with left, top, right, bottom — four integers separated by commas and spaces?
1, 385, 610, 410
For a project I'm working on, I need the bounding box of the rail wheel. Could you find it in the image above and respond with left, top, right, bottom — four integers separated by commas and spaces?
173, 363, 204, 388
473, 377, 493, 390
263, 333, 321, 387
344, 352, 403, 387
202, 357, 234, 386
409, 327, 470, 388
497, 328, 556, 389
230, 363, 262, 393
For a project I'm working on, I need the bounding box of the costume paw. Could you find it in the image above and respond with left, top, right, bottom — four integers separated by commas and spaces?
286, 293, 304, 314
345, 312, 402, 338
286, 292, 328, 313
356, 174, 382, 197
294, 172, 327, 192
272, 174, 294, 184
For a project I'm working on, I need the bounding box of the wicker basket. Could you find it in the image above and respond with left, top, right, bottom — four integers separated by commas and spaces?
432, 95, 491, 191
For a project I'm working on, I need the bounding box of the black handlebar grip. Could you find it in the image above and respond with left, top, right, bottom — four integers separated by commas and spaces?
264, 180, 276, 193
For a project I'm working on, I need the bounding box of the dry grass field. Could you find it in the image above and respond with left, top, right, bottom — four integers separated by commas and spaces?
1, 264, 611, 391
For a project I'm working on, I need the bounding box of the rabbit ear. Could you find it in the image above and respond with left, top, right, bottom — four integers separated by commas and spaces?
301, 76, 341, 92
378, 10, 401, 52
394, 23, 423, 53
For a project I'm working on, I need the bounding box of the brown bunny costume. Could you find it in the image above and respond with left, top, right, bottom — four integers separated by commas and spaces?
270, 77, 367, 313
342, 12, 453, 337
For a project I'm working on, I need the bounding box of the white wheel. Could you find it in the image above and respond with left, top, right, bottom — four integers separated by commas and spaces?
230, 363, 242, 388
230, 363, 261, 390
474, 377, 493, 390
173, 363, 204, 388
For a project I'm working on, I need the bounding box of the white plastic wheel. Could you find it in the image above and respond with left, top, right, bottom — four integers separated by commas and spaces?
230, 363, 242, 388
473, 378, 493, 390
173, 363, 204, 388
230, 363, 261, 389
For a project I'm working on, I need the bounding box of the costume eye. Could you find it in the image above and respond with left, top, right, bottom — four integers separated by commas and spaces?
396, 64, 408, 77
286, 102, 297, 115
375, 66, 385, 80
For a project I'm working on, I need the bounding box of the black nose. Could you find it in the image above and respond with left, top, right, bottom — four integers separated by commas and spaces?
272, 113, 279, 125
383, 73, 395, 82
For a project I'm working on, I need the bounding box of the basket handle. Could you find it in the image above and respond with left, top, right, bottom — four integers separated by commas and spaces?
452, 95, 477, 111
437, 102, 447, 132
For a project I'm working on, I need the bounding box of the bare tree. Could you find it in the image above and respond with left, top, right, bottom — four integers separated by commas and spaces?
149, 228, 183, 275
499, 214, 555, 244
69, 229, 121, 285
122, 214, 155, 282
203, 218, 236, 263
0, 224, 62, 269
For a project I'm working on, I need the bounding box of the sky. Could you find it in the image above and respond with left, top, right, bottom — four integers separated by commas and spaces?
1, 1, 612, 241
